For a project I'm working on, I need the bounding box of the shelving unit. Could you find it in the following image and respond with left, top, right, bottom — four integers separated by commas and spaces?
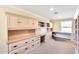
46, 23, 53, 32
0, 6, 52, 54
7, 12, 40, 54
8, 30, 35, 43
74, 16, 79, 53
38, 22, 45, 27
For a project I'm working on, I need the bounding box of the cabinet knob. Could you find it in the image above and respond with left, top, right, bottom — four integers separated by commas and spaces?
25, 42, 28, 43
14, 52, 18, 54
25, 48, 28, 50
32, 45, 34, 46
32, 40, 34, 41
13, 45, 17, 48
17, 21, 22, 23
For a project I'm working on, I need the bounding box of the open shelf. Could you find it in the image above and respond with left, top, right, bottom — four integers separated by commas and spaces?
38, 22, 45, 27
8, 29, 35, 44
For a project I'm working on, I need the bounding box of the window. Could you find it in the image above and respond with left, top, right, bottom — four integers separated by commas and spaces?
61, 20, 72, 33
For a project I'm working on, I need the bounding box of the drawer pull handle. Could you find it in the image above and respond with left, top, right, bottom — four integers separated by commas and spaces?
25, 42, 28, 43
13, 45, 17, 48
25, 48, 28, 50
32, 45, 34, 46
14, 52, 18, 54
32, 40, 34, 41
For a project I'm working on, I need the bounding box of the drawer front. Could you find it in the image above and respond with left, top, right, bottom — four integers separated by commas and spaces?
29, 40, 40, 49
9, 37, 40, 52
9, 46, 29, 54
34, 40, 40, 48
29, 42, 35, 49
30, 37, 40, 42
35, 36, 40, 41
9, 39, 30, 52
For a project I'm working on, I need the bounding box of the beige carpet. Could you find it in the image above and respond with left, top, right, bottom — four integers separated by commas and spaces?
27, 39, 76, 54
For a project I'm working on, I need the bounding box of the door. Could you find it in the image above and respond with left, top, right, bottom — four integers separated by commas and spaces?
7, 13, 18, 30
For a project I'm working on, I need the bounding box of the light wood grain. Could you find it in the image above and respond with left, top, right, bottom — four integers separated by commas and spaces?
7, 13, 38, 30
8, 30, 35, 44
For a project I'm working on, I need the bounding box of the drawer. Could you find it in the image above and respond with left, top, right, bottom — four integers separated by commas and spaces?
29, 40, 40, 48
34, 40, 40, 48
29, 37, 35, 42
9, 46, 30, 54
35, 37, 40, 41
29, 43, 35, 49
9, 39, 30, 52
30, 37, 40, 42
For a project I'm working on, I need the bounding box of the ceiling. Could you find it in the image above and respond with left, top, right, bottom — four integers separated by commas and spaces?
12, 5, 78, 20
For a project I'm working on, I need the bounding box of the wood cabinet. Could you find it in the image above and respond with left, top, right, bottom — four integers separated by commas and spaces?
38, 22, 45, 27
27, 18, 38, 29
6, 12, 40, 54
9, 36, 40, 54
7, 13, 38, 30
0, 6, 51, 54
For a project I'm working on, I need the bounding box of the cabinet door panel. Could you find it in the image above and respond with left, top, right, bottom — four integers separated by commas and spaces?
16, 16, 28, 29
7, 14, 18, 30
33, 20, 38, 29
28, 18, 38, 29
7, 13, 38, 30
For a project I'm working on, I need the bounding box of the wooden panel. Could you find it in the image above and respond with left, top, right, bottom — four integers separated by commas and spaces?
9, 38, 31, 52
7, 13, 18, 30
9, 45, 30, 54
33, 20, 38, 29
8, 30, 35, 43
16, 16, 28, 29
7, 13, 38, 30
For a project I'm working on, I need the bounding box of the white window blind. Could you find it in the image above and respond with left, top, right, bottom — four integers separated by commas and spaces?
61, 21, 72, 33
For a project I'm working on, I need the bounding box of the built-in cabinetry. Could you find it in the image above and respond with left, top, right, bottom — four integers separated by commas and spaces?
38, 22, 45, 28
74, 16, 79, 53
9, 36, 40, 54
7, 13, 38, 30
0, 6, 53, 54
6, 13, 40, 54
37, 21, 53, 43
38, 21, 53, 31
46, 23, 53, 32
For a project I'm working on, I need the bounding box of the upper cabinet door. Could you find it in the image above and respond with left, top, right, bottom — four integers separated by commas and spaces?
16, 16, 28, 29
28, 18, 38, 29
7, 13, 38, 30
7, 14, 18, 30
33, 19, 38, 29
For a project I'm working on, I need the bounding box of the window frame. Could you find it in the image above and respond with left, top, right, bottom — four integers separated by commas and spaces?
60, 20, 72, 33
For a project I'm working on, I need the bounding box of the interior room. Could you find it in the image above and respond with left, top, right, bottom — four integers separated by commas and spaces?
0, 5, 79, 54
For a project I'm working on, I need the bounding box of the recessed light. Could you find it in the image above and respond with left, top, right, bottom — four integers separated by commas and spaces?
54, 12, 58, 14
50, 8, 54, 11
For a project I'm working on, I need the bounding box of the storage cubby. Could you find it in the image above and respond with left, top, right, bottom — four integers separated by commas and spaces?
8, 29, 35, 43
38, 22, 45, 27
46, 23, 50, 27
